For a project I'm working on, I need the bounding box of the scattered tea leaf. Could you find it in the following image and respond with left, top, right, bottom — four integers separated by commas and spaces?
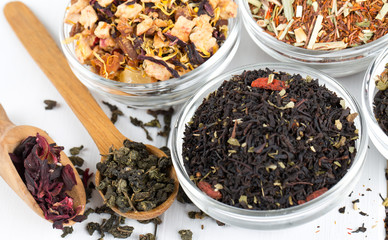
70, 145, 84, 156
338, 206, 345, 214
102, 101, 124, 124
352, 223, 367, 233
69, 156, 85, 167
188, 211, 208, 219
144, 119, 161, 128
61, 227, 74, 238
137, 217, 162, 225
44, 100, 57, 110
130, 117, 153, 141
178, 229, 193, 240
139, 233, 156, 240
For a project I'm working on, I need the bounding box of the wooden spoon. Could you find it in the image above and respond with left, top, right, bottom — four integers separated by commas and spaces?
4, 1, 178, 220
0, 104, 86, 225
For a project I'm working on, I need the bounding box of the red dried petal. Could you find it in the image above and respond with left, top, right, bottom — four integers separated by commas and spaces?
61, 165, 77, 191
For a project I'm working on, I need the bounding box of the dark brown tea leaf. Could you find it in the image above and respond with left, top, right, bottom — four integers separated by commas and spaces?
44, 100, 57, 110
182, 69, 358, 210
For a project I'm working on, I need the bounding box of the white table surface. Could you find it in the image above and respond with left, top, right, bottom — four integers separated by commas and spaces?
0, 1, 386, 239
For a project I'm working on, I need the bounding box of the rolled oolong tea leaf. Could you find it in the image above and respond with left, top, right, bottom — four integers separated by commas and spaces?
182, 68, 359, 210
8, 133, 85, 229
96, 140, 175, 213
178, 229, 193, 240
188, 211, 208, 219
137, 217, 162, 225
69, 156, 84, 167
61, 226, 73, 238
44, 99, 57, 110
139, 233, 156, 240
69, 145, 84, 156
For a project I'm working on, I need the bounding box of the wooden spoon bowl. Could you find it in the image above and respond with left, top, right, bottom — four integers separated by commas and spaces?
0, 104, 86, 225
4, 1, 178, 220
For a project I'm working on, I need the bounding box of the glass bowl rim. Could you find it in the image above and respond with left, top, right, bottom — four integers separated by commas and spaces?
238, 0, 388, 60
59, 0, 240, 91
171, 62, 368, 219
362, 46, 388, 145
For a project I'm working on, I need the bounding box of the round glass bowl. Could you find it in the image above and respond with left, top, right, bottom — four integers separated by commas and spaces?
362, 47, 388, 159
171, 63, 368, 229
238, 0, 388, 78
60, 3, 241, 108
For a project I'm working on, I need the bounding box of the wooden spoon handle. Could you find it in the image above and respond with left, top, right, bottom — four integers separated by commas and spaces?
4, 1, 124, 154
0, 104, 15, 139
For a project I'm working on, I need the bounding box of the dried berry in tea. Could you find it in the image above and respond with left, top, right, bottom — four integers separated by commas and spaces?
182, 68, 359, 210
8, 133, 86, 229
96, 140, 175, 212
248, 0, 388, 50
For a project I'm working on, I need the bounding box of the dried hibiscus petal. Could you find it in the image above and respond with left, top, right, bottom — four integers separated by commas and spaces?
9, 134, 84, 230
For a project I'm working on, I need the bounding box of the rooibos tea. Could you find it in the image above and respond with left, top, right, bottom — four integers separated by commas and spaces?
182, 68, 359, 210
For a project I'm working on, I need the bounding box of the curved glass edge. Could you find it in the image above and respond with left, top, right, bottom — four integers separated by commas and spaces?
362, 47, 388, 158
59, 1, 241, 93
238, 0, 388, 63
171, 63, 368, 228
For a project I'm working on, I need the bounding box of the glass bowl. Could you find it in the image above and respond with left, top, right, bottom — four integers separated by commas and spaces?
238, 0, 388, 78
59, 2, 241, 108
362, 47, 388, 159
171, 63, 368, 229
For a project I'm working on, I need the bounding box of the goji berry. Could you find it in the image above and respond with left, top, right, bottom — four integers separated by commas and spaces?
251, 77, 288, 91
197, 181, 222, 200
306, 188, 328, 201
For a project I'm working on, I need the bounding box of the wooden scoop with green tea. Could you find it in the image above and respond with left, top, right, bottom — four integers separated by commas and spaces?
0, 104, 86, 225
4, 1, 178, 220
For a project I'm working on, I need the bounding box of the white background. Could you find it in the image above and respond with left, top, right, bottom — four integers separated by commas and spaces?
0, 0, 386, 239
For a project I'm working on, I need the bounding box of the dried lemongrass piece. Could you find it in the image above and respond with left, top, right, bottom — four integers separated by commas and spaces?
377, 3, 388, 21
296, 5, 303, 18
294, 27, 307, 43
307, 15, 323, 49
282, 0, 294, 21
312, 41, 347, 50
278, 19, 294, 40
248, 0, 263, 8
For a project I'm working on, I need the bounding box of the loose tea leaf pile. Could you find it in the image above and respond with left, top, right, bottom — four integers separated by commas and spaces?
96, 140, 175, 212
183, 69, 359, 210
249, 0, 388, 50
9, 133, 85, 229
374, 63, 388, 135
